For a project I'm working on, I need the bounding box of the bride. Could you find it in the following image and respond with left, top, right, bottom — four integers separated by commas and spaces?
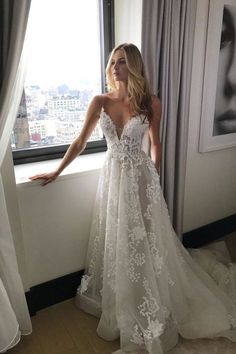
30, 43, 236, 354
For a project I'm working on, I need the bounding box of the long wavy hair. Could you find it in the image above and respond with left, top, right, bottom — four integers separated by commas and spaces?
106, 43, 153, 120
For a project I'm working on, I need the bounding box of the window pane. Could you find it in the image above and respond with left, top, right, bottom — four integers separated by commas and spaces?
12, 0, 104, 151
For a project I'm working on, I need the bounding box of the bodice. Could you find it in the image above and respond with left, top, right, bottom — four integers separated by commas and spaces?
99, 111, 149, 162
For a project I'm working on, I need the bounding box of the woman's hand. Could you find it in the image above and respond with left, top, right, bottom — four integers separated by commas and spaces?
29, 171, 59, 186
29, 96, 103, 187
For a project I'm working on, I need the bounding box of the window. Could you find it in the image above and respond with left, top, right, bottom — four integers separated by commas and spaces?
12, 0, 114, 164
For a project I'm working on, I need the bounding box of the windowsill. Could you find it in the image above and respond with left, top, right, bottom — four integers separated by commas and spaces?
14, 151, 106, 186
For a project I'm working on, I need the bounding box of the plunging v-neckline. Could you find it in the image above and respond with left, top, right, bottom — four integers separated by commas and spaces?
101, 110, 140, 141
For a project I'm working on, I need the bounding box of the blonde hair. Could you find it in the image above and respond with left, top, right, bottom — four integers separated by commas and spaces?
106, 43, 153, 120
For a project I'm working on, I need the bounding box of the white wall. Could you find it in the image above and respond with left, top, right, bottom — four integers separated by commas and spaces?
114, 0, 142, 48
17, 168, 99, 287
183, 0, 236, 232
2, 148, 103, 289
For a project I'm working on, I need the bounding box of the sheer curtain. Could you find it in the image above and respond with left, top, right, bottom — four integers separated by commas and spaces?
0, 1, 32, 352
141, 0, 197, 238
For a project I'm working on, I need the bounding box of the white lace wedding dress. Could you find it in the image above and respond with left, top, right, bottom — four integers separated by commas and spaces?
76, 110, 236, 354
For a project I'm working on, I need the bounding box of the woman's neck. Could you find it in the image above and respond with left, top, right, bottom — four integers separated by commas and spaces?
115, 82, 129, 101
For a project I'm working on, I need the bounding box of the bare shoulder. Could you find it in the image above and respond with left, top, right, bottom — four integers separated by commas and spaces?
91, 93, 116, 109
86, 94, 107, 118
98, 92, 118, 111
90, 94, 105, 108
151, 95, 161, 114
100, 92, 115, 104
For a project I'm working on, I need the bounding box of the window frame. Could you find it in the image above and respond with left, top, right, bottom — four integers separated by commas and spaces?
13, 0, 114, 165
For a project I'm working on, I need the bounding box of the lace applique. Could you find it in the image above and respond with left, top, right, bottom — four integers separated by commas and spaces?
100, 112, 148, 170
228, 314, 236, 329
133, 252, 146, 266
127, 259, 142, 283
129, 226, 146, 243
147, 232, 165, 276
106, 229, 118, 292
144, 204, 153, 221
146, 180, 161, 203
131, 278, 165, 346
139, 278, 160, 316
167, 271, 175, 286
79, 275, 92, 294
131, 325, 145, 346
146, 319, 164, 338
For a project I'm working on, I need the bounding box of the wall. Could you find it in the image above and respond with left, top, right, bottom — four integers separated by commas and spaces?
16, 166, 100, 287
114, 0, 142, 48
13, 152, 105, 288
2, 146, 103, 290
183, 0, 236, 232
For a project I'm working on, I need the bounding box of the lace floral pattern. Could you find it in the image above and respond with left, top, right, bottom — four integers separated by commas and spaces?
77, 111, 236, 354
79, 274, 91, 294
131, 278, 166, 347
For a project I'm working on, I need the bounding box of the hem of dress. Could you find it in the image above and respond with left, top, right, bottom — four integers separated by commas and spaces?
0, 327, 32, 353
0, 325, 20, 353
75, 292, 102, 318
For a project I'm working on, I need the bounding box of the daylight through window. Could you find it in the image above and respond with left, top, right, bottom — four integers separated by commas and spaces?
12, 0, 111, 161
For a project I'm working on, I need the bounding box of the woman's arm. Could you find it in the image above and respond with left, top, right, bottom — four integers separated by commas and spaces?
29, 95, 103, 185
149, 96, 162, 173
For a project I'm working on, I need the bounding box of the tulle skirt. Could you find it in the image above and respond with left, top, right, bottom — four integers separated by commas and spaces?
76, 151, 236, 353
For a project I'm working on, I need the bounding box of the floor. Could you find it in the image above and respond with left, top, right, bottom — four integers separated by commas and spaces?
8, 237, 236, 354
7, 297, 236, 354
8, 299, 119, 354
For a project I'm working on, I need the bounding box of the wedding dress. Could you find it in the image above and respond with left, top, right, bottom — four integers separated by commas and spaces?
75, 109, 236, 354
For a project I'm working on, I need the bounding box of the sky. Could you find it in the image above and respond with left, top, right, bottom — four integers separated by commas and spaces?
25, 0, 102, 89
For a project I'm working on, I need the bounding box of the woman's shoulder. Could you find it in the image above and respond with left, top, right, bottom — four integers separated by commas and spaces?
151, 94, 161, 109
94, 92, 119, 112
150, 94, 162, 119
91, 94, 105, 105
92, 92, 114, 107
150, 94, 161, 105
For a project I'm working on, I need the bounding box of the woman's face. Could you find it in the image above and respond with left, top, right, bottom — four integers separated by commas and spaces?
214, 5, 236, 135
110, 49, 129, 83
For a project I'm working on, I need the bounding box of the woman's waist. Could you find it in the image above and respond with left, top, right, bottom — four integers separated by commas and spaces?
106, 145, 146, 161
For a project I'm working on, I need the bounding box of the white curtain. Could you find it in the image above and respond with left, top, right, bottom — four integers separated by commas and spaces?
141, 0, 197, 238
0, 0, 32, 352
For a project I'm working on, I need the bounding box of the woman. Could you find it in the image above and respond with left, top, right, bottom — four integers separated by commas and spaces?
214, 4, 236, 136
31, 43, 236, 354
